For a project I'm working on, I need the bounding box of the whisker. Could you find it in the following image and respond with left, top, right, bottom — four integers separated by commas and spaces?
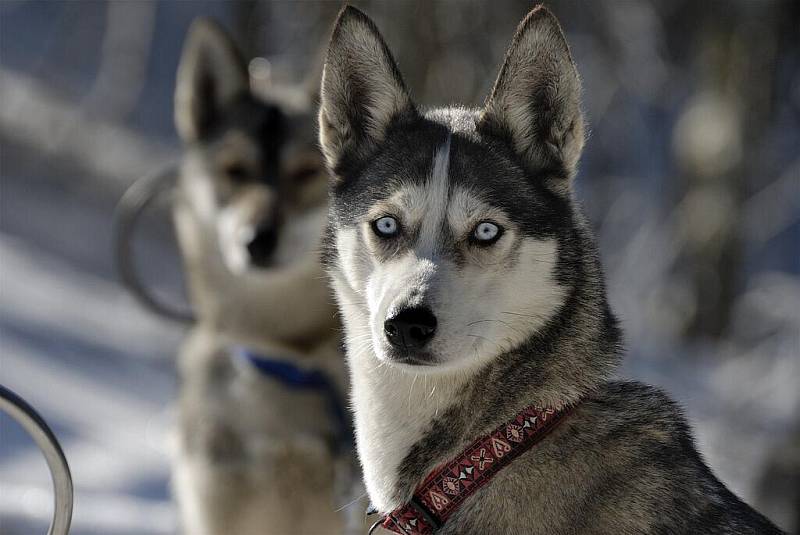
428, 383, 437, 399
501, 310, 545, 319
466, 318, 527, 338
408, 374, 418, 415
334, 491, 369, 512
466, 333, 505, 352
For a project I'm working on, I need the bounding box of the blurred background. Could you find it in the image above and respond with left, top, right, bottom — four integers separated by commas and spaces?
1, 1, 798, 533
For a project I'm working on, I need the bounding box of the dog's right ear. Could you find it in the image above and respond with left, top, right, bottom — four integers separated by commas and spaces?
175, 18, 249, 143
319, 6, 415, 181
478, 6, 584, 194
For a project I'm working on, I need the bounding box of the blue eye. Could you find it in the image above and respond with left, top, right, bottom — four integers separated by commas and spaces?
472, 221, 502, 245
372, 216, 399, 238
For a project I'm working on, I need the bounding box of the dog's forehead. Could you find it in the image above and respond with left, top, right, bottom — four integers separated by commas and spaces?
214, 129, 260, 160
382, 140, 504, 230
198, 95, 286, 160
332, 107, 565, 238
226, 96, 285, 137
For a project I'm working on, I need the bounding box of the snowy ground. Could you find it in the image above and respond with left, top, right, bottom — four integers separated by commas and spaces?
1, 158, 183, 534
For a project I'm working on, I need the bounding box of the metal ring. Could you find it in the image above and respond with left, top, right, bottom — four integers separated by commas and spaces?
368, 517, 387, 535
112, 165, 195, 324
0, 384, 73, 535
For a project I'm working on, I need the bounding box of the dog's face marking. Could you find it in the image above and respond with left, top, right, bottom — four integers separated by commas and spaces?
175, 20, 327, 274
319, 7, 585, 374
180, 105, 284, 274
330, 124, 567, 373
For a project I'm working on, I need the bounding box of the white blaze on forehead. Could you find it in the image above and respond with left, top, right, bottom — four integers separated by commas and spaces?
417, 135, 451, 255
431, 135, 451, 189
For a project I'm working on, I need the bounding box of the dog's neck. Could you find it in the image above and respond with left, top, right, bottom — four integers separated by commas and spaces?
173, 201, 338, 353
343, 329, 471, 512
332, 244, 620, 512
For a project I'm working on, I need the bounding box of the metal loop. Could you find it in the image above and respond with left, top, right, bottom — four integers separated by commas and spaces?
368, 517, 387, 535
112, 165, 195, 324
0, 384, 73, 535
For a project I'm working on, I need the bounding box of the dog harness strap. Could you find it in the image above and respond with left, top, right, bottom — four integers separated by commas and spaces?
381, 404, 573, 534
232, 347, 354, 452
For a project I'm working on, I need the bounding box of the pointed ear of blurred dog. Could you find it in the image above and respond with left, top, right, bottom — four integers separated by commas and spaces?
318, 6, 416, 182
175, 18, 249, 143
478, 6, 584, 194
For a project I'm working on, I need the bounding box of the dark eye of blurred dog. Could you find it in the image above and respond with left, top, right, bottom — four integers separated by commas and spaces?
226, 163, 249, 183
470, 221, 502, 246
372, 216, 400, 238
290, 166, 319, 184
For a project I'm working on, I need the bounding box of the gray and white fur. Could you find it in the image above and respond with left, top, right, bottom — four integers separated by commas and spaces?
171, 19, 364, 535
319, 5, 783, 534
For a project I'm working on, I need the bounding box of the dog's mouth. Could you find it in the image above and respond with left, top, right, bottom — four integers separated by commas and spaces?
384, 348, 438, 367
247, 257, 275, 271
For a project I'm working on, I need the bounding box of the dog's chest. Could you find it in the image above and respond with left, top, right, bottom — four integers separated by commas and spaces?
348, 349, 473, 511
178, 328, 341, 458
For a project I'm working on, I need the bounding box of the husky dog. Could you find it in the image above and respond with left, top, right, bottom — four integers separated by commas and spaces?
319, 6, 783, 534
171, 19, 361, 535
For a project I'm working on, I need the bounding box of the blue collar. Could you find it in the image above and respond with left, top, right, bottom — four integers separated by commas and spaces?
233, 347, 353, 452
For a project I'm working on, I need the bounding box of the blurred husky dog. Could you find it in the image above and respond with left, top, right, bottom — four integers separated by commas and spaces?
319, 6, 783, 534
171, 19, 360, 535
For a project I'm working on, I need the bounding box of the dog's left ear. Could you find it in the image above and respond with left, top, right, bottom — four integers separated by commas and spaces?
319, 6, 415, 181
478, 6, 584, 194
175, 18, 249, 143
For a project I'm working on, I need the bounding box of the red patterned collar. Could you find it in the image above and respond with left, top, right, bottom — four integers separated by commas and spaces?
374, 403, 574, 534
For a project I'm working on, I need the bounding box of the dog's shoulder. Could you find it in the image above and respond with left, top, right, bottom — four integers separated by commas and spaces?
559, 380, 699, 479
552, 381, 784, 534
449, 381, 784, 534
580, 380, 690, 437
569, 380, 710, 496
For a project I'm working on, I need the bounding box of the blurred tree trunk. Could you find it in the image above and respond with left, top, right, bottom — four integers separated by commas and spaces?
233, 0, 261, 59
670, 1, 783, 340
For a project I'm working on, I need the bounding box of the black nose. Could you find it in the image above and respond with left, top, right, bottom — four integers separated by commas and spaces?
384, 307, 437, 349
246, 225, 278, 267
